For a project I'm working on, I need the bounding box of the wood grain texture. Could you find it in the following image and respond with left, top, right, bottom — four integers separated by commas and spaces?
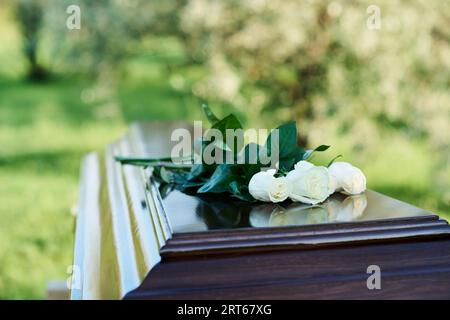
159, 212, 450, 257
125, 239, 450, 300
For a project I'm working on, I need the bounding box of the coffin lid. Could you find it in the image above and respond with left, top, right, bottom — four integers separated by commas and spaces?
71, 121, 450, 299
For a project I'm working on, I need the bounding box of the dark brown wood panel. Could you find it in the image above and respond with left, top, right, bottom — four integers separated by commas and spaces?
161, 222, 450, 259
170, 215, 443, 242
125, 239, 450, 299
128, 272, 450, 300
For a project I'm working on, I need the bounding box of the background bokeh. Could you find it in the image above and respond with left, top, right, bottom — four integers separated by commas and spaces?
0, 0, 449, 298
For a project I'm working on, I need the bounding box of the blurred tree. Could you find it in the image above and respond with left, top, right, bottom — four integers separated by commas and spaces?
42, 0, 187, 113
39, 0, 450, 149
174, 0, 450, 146
44, 0, 185, 77
15, 0, 49, 81
173, 0, 450, 202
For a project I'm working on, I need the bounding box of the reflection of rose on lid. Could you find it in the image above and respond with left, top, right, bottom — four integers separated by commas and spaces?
269, 204, 329, 226
249, 204, 285, 227
326, 194, 367, 222
249, 193, 368, 227
249, 203, 328, 227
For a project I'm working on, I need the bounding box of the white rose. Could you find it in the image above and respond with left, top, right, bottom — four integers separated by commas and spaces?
294, 160, 336, 195
287, 162, 330, 204
327, 172, 338, 195
293, 160, 315, 173
328, 162, 366, 195
248, 169, 292, 203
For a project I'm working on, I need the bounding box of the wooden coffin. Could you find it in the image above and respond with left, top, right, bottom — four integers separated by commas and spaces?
71, 122, 450, 300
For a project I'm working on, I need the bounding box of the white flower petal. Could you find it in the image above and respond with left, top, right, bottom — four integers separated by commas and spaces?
329, 162, 366, 195
294, 160, 315, 171
287, 165, 330, 205
268, 176, 292, 203
249, 169, 290, 202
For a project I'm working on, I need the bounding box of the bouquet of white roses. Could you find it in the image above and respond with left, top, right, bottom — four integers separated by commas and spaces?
117, 105, 366, 204
248, 161, 366, 204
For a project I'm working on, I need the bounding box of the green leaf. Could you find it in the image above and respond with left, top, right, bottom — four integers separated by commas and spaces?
180, 181, 205, 189
159, 167, 172, 183
314, 145, 331, 152
266, 121, 298, 159
197, 164, 234, 193
210, 114, 244, 156
303, 145, 330, 160
211, 139, 233, 152
242, 142, 261, 164
229, 181, 241, 195
115, 156, 193, 168
202, 103, 220, 125
188, 164, 204, 180
212, 114, 243, 136
158, 183, 174, 199
292, 146, 307, 161
229, 181, 255, 202
268, 121, 305, 170
158, 167, 193, 186
279, 146, 306, 171
116, 156, 174, 165
241, 143, 264, 179
278, 158, 295, 172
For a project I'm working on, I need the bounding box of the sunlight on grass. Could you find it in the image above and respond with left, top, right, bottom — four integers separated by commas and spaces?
0, 76, 191, 298
0, 79, 127, 298
0, 8, 25, 78
0, 170, 76, 299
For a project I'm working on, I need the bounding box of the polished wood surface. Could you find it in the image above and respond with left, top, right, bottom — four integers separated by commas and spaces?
72, 121, 450, 299
126, 239, 450, 299
161, 175, 436, 233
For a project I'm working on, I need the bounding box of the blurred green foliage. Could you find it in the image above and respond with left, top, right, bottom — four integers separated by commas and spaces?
0, 0, 449, 298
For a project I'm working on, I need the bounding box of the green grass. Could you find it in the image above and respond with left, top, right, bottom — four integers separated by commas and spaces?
0, 71, 194, 298
0, 78, 125, 299
0, 7, 201, 297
